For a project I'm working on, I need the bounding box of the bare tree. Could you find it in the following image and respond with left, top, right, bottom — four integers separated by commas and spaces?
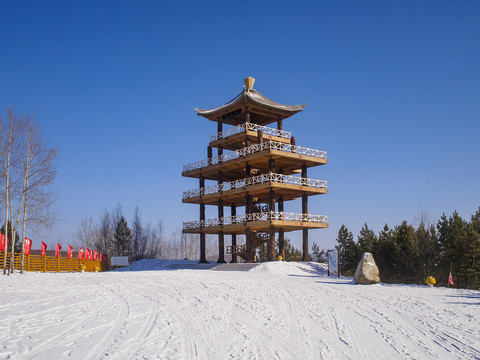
132, 206, 148, 260
17, 115, 57, 273
0, 109, 57, 274
95, 209, 112, 257
0, 108, 17, 274
75, 217, 97, 249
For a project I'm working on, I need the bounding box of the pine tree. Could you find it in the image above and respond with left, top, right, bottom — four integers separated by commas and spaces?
416, 222, 437, 283
311, 242, 326, 263
357, 223, 377, 255
281, 238, 303, 261
1, 221, 21, 253
375, 224, 396, 282
392, 221, 418, 283
335, 224, 358, 275
114, 216, 132, 257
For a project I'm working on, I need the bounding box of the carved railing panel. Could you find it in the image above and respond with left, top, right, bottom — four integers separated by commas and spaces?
183, 173, 327, 199
183, 211, 328, 230
210, 122, 292, 142
183, 141, 327, 172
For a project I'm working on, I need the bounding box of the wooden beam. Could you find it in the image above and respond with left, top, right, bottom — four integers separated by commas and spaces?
278, 197, 285, 259
267, 226, 276, 261
231, 204, 237, 263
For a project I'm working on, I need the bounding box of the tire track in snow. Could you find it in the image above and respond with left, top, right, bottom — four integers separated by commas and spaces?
22, 279, 110, 360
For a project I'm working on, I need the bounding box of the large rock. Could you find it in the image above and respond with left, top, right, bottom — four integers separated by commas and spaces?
354, 252, 380, 285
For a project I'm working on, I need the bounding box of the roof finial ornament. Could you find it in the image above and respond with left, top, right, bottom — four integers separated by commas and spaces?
244, 77, 255, 91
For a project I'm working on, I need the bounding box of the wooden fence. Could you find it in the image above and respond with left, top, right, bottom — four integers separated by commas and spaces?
0, 251, 107, 272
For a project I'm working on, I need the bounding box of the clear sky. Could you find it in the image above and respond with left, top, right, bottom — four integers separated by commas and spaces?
1, 1, 479, 252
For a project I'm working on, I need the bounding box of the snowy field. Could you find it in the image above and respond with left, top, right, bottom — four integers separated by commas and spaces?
1, 260, 479, 360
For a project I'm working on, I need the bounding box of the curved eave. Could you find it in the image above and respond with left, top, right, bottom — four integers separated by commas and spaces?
195, 89, 305, 121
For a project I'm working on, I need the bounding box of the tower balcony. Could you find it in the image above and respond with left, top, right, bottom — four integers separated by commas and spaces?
182, 211, 328, 234
182, 140, 327, 180
183, 172, 327, 206
209, 123, 291, 150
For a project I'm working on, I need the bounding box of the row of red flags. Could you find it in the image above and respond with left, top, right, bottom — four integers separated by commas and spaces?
0, 234, 105, 261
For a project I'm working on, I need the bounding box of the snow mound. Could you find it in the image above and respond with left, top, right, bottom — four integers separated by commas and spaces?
249, 261, 328, 276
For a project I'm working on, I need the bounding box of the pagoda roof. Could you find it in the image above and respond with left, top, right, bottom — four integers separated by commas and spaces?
195, 87, 305, 126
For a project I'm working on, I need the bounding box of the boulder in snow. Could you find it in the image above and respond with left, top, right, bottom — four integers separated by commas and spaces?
354, 252, 380, 285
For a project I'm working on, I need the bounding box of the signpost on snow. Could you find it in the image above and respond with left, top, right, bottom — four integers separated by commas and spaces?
327, 249, 339, 277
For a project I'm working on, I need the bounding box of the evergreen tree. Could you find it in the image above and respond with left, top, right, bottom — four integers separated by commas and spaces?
335, 224, 358, 275
375, 224, 396, 282
357, 223, 377, 255
416, 221, 438, 283
1, 221, 21, 253
392, 221, 418, 283
258, 242, 267, 262
311, 242, 326, 263
463, 222, 480, 288
281, 238, 303, 261
114, 216, 132, 257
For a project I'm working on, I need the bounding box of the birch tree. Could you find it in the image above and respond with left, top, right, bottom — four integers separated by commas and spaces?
0, 108, 57, 274
17, 116, 57, 273
0, 108, 17, 275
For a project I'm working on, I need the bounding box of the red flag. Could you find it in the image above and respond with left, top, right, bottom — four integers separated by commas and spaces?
0, 233, 8, 252
67, 245, 73, 259
55, 243, 62, 257
94, 250, 98, 261
85, 248, 91, 261
99, 253, 103, 262
41, 241, 47, 257
78, 247, 84, 260
449, 272, 454, 285
24, 237, 32, 255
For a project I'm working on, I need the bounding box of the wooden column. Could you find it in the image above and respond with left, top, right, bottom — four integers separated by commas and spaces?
301, 163, 309, 261
278, 197, 285, 259
199, 176, 207, 263
217, 171, 226, 263
267, 189, 276, 261
269, 158, 275, 173
277, 118, 283, 131
243, 163, 254, 262
245, 193, 253, 262
257, 129, 263, 143
231, 204, 237, 263
244, 110, 250, 123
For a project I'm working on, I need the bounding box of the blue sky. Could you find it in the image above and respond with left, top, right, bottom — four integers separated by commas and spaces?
1, 1, 479, 251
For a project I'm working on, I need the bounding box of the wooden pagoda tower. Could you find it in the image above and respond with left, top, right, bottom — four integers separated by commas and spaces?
182, 77, 328, 263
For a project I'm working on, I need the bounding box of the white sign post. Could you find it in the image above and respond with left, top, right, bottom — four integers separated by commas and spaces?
327, 249, 339, 277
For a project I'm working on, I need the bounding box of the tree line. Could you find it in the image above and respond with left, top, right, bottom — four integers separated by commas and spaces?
336, 208, 480, 288
74, 205, 222, 263
0, 108, 57, 275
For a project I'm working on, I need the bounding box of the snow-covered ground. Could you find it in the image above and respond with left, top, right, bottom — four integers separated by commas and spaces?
1, 260, 479, 359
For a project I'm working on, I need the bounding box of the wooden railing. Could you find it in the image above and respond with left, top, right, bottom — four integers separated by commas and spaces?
183, 140, 327, 172
0, 251, 107, 272
183, 211, 328, 230
183, 172, 327, 199
210, 122, 292, 142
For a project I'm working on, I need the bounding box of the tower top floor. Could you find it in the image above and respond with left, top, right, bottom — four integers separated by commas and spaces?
194, 77, 305, 126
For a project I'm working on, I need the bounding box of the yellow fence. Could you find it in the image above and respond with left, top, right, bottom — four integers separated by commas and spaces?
0, 251, 107, 272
